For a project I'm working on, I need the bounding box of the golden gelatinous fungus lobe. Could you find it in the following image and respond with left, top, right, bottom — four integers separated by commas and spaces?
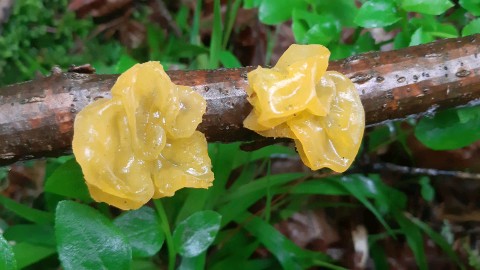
244, 45, 365, 172
73, 62, 214, 210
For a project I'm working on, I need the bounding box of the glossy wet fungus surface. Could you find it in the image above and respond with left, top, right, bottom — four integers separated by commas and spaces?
244, 44, 365, 172
73, 62, 214, 210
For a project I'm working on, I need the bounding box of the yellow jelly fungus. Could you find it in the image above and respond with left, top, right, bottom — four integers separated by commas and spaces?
72, 62, 214, 210
244, 44, 365, 172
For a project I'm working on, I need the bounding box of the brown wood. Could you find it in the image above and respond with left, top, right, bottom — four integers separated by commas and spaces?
1, 34, 479, 166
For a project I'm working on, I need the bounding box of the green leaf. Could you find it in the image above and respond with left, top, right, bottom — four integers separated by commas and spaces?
113, 206, 164, 258
12, 243, 55, 269
315, 0, 358, 27
55, 201, 132, 270
173, 210, 222, 257
219, 50, 242, 68
244, 0, 261, 8
219, 172, 304, 226
354, 0, 401, 28
396, 213, 427, 270
224, 173, 304, 202
0, 195, 53, 225
462, 18, 480, 36
115, 54, 137, 73
393, 32, 410, 49
178, 253, 206, 270
236, 213, 337, 270
409, 27, 434, 46
410, 16, 458, 38
292, 10, 340, 45
0, 233, 17, 270
44, 158, 92, 203
4, 225, 56, 247
419, 177, 434, 202
407, 214, 465, 269
209, 0, 222, 69
259, 0, 307, 25
330, 44, 355, 60
402, 0, 454, 15
415, 106, 480, 150
131, 259, 161, 270
338, 176, 394, 232
290, 179, 349, 195
460, 0, 480, 16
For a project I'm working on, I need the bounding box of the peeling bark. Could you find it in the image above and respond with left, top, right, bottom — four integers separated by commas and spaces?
1, 35, 479, 165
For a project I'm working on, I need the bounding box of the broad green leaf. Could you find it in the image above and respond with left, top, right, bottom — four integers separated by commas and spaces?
0, 233, 16, 270
4, 225, 55, 247
219, 50, 242, 68
12, 242, 55, 269
393, 32, 410, 49
460, 0, 480, 16
0, 195, 53, 225
415, 106, 480, 150
244, 0, 261, 8
178, 253, 206, 270
131, 259, 161, 270
259, 0, 307, 25
462, 18, 480, 36
44, 158, 92, 203
410, 16, 458, 38
55, 201, 132, 270
330, 44, 355, 60
432, 23, 459, 38
292, 10, 340, 45
173, 210, 222, 257
315, 0, 358, 27
354, 32, 378, 53
113, 206, 164, 258
402, 0, 454, 15
354, 0, 401, 28
409, 27, 434, 46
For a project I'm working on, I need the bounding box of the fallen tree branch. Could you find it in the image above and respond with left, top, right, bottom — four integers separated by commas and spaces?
0, 35, 479, 165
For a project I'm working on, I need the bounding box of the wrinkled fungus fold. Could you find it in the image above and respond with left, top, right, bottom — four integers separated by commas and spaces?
73, 62, 214, 210
244, 44, 365, 172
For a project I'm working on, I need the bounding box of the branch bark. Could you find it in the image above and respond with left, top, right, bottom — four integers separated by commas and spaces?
1, 35, 479, 165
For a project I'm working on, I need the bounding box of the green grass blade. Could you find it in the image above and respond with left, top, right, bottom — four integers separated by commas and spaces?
235, 213, 339, 270
0, 195, 54, 225
406, 213, 465, 269
209, 0, 223, 69
222, 0, 242, 49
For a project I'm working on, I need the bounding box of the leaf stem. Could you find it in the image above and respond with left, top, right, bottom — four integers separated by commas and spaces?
154, 199, 176, 270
